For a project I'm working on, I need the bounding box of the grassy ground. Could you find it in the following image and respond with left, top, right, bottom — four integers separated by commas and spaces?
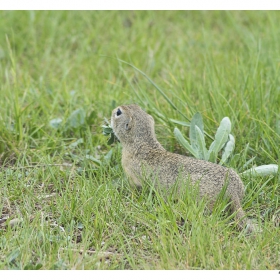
0, 11, 279, 270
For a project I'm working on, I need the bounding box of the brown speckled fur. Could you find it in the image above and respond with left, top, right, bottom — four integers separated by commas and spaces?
111, 104, 253, 233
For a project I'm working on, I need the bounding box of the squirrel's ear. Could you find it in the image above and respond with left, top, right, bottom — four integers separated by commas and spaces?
125, 117, 132, 130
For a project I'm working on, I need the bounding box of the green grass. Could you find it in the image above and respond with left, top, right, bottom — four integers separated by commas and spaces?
0, 11, 279, 269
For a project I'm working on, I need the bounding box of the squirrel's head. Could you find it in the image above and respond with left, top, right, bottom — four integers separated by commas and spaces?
111, 104, 156, 145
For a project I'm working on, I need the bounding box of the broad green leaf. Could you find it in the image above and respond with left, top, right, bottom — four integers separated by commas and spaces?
102, 123, 117, 145
69, 138, 84, 149
87, 110, 97, 125
241, 164, 278, 177
85, 155, 101, 165
208, 150, 216, 163
49, 118, 62, 129
66, 108, 86, 129
207, 117, 231, 161
195, 125, 208, 160
174, 127, 198, 158
189, 112, 204, 148
104, 149, 113, 162
77, 222, 84, 230
7, 248, 20, 263
219, 134, 235, 165
102, 125, 113, 136
107, 133, 117, 145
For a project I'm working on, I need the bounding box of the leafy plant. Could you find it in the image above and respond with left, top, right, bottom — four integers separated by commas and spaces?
174, 112, 279, 177
174, 112, 234, 165
65, 108, 86, 129
49, 108, 87, 131
241, 164, 278, 176
102, 118, 116, 145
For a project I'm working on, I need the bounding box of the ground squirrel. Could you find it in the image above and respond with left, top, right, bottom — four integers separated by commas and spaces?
111, 104, 253, 233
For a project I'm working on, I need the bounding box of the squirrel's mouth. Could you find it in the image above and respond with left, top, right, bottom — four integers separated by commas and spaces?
110, 118, 118, 137
110, 118, 114, 131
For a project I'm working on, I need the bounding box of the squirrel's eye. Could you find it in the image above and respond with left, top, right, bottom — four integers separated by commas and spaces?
116, 108, 122, 116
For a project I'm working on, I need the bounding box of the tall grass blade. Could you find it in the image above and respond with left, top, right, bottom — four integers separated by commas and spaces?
169, 119, 190, 127
117, 58, 190, 121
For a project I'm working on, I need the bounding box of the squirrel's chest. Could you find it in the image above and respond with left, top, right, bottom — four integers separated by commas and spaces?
122, 150, 143, 187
